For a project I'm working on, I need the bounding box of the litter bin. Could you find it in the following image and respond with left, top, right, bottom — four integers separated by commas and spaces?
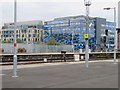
61, 50, 66, 62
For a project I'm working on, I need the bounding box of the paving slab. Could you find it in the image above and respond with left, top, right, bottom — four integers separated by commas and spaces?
2, 60, 118, 88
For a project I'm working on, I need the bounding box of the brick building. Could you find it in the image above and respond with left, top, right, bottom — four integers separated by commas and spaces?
118, 29, 120, 50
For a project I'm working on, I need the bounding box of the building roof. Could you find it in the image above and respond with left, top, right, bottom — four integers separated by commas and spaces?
4, 20, 43, 27
54, 15, 86, 20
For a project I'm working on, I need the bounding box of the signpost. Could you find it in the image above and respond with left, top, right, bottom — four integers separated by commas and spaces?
84, 0, 91, 67
12, 0, 18, 77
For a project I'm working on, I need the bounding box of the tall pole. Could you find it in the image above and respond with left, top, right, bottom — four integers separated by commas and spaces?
103, 7, 117, 64
114, 7, 117, 64
13, 0, 18, 77
84, 0, 91, 67
85, 5, 89, 67
72, 30, 74, 53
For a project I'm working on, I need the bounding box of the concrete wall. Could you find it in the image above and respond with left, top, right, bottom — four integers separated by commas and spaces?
95, 18, 106, 45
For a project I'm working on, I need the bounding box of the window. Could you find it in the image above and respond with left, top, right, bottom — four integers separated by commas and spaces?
22, 34, 24, 37
24, 30, 27, 33
35, 30, 37, 33
24, 38, 26, 41
16, 34, 18, 37
16, 30, 18, 33
29, 34, 31, 37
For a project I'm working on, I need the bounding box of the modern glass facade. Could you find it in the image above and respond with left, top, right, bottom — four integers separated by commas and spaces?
44, 15, 115, 51
106, 22, 115, 48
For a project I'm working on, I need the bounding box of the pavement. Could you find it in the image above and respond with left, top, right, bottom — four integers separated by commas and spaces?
1, 60, 119, 88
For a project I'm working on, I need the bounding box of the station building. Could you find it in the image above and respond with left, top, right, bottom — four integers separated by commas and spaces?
0, 20, 44, 44
44, 15, 115, 51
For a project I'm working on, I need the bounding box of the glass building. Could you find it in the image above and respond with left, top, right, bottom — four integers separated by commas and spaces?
106, 22, 115, 48
44, 15, 115, 51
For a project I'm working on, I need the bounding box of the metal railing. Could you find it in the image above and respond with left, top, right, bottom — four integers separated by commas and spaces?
0, 43, 117, 54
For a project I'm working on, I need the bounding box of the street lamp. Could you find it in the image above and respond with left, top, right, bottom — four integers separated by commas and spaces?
104, 7, 117, 64
12, 0, 18, 77
84, 0, 91, 67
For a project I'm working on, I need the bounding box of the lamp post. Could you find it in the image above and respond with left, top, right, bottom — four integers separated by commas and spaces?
12, 0, 18, 77
104, 7, 117, 64
84, 0, 91, 67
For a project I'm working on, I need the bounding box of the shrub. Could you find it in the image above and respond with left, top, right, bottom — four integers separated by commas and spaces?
0, 48, 4, 53
18, 48, 27, 53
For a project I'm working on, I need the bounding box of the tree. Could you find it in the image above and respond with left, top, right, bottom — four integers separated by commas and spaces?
47, 37, 56, 45
1, 40, 6, 43
46, 37, 62, 45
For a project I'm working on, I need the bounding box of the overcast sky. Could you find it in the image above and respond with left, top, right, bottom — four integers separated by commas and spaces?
0, 0, 119, 28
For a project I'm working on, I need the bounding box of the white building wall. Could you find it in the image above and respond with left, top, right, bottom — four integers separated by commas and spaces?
1, 20, 44, 44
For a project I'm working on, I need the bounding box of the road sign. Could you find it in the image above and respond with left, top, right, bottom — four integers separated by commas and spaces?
84, 34, 88, 40
14, 43, 17, 47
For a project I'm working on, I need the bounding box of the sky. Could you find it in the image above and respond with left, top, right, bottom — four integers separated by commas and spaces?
0, 0, 120, 28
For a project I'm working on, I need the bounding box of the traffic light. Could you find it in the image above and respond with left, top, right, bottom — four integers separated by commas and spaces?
105, 29, 108, 36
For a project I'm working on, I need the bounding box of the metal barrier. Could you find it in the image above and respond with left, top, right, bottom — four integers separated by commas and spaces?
0, 43, 118, 54
1, 44, 73, 54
